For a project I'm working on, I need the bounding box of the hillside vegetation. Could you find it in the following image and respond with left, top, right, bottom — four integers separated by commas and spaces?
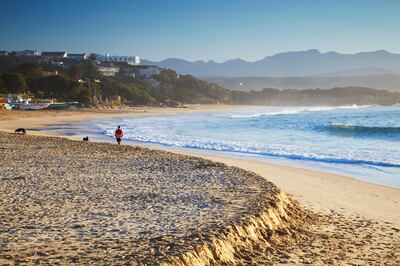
0, 58, 229, 105
0, 57, 399, 106
230, 87, 400, 106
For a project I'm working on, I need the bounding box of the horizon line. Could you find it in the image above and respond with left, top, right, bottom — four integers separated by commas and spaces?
1, 48, 397, 63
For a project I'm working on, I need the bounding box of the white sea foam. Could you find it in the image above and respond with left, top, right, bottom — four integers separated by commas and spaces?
95, 126, 400, 168
88, 105, 400, 177
229, 105, 370, 118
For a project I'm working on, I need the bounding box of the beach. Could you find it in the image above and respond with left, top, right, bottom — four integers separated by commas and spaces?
0, 107, 399, 265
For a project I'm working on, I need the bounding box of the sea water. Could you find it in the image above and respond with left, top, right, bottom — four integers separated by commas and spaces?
48, 105, 400, 188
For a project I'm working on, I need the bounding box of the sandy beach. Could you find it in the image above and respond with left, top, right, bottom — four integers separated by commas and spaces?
1, 107, 399, 265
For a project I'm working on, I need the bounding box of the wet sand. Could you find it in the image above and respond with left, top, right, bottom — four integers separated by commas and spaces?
0, 105, 247, 134
0, 107, 399, 264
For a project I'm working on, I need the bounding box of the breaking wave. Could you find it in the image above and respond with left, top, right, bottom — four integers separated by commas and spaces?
230, 105, 370, 118
86, 105, 400, 187
96, 127, 400, 169
317, 124, 400, 140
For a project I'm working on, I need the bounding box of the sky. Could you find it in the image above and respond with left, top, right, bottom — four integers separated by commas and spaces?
1, 0, 400, 62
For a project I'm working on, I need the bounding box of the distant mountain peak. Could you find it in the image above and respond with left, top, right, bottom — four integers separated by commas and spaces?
224, 58, 247, 64
305, 48, 321, 53
143, 50, 400, 77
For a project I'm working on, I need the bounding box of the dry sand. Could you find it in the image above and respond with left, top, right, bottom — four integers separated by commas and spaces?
1, 132, 302, 264
0, 107, 399, 265
194, 155, 400, 225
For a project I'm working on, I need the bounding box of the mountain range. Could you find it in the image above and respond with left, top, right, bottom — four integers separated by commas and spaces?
142, 49, 400, 77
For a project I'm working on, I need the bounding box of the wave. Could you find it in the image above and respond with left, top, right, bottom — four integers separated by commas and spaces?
231, 110, 302, 118
91, 105, 400, 171
97, 127, 400, 168
136, 137, 399, 168
318, 123, 400, 140
230, 105, 371, 118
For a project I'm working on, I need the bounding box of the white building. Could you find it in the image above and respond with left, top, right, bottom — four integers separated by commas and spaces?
41, 51, 67, 60
121, 65, 160, 79
67, 53, 87, 60
136, 65, 159, 78
16, 49, 40, 56
97, 62, 120, 77
96, 54, 140, 65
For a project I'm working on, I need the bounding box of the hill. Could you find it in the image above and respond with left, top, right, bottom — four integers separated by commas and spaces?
0, 59, 229, 105
316, 66, 398, 77
1, 59, 399, 107
230, 87, 400, 106
205, 75, 400, 92
143, 49, 400, 77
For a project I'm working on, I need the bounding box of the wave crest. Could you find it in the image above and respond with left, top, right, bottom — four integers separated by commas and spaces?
230, 105, 370, 118
319, 124, 400, 140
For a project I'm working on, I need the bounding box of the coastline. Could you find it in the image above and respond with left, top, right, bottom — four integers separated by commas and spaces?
1, 106, 399, 264
1, 131, 310, 265
1, 106, 399, 225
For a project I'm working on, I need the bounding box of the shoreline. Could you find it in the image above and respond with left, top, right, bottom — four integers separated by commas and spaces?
0, 106, 399, 225
1, 107, 399, 264
4, 132, 398, 265
1, 132, 310, 265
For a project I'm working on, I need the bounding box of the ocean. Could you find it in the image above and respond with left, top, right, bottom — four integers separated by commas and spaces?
47, 105, 400, 188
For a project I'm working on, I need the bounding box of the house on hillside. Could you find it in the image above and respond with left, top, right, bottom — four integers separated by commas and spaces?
95, 54, 140, 65
16, 49, 40, 56
120, 67, 136, 78
41, 51, 67, 60
120, 64, 159, 79
96, 62, 120, 77
134, 65, 160, 79
120, 64, 160, 79
67, 53, 87, 60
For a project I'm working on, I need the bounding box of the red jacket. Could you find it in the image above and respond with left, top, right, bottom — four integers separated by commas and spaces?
115, 129, 123, 138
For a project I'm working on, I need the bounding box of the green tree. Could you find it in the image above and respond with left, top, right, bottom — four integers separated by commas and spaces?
15, 63, 43, 80
68, 64, 81, 81
38, 75, 69, 99
0, 77, 6, 93
1, 72, 27, 93
68, 82, 91, 103
0, 55, 20, 73
80, 60, 98, 78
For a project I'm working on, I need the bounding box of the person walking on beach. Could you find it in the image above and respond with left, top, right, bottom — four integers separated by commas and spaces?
115, 125, 123, 145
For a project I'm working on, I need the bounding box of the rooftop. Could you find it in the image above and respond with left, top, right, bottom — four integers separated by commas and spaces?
68, 53, 86, 56
41, 52, 67, 56
97, 62, 119, 68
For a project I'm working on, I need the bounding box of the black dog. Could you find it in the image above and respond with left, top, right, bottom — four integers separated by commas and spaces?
15, 128, 26, 134
83, 136, 89, 141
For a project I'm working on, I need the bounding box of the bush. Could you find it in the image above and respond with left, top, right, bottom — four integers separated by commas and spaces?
1, 72, 27, 93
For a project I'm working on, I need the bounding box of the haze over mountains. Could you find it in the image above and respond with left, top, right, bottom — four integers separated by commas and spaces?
143, 50, 400, 92
143, 49, 400, 77
205, 75, 400, 92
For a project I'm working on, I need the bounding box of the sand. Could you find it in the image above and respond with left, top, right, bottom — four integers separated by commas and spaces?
0, 107, 399, 265
1, 132, 302, 264
194, 155, 400, 225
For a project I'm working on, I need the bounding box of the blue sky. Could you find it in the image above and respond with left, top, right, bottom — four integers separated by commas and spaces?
1, 0, 399, 62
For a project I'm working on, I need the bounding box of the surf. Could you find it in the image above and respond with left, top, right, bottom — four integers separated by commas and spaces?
317, 124, 400, 140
